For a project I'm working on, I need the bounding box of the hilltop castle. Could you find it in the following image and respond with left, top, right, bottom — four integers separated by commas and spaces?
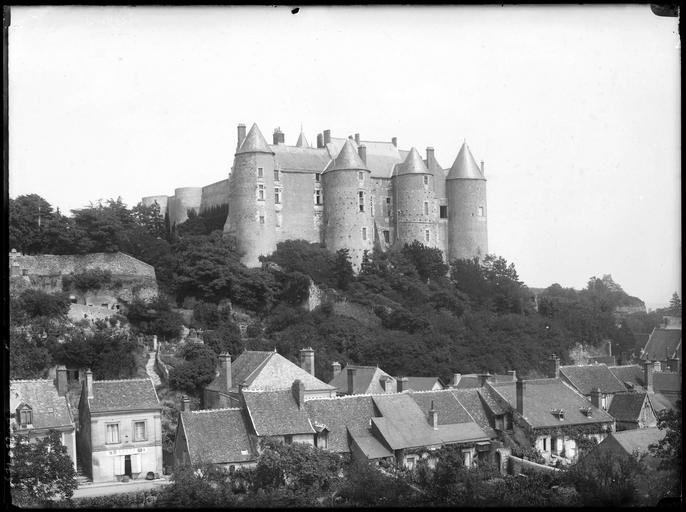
142, 123, 488, 269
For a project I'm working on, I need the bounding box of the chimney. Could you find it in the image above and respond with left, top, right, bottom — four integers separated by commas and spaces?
332, 361, 341, 379
397, 376, 408, 393
391, 137, 397, 147
479, 373, 493, 387
55, 365, 68, 397
181, 395, 191, 412
323, 129, 331, 144
643, 360, 654, 393
85, 369, 94, 400
429, 400, 438, 430
590, 387, 602, 409
11, 261, 20, 277
549, 354, 560, 379
237, 123, 246, 151
358, 144, 367, 164
426, 147, 435, 168
354, 133, 360, 144
666, 357, 680, 373
516, 376, 525, 415
292, 379, 305, 409
316, 133, 324, 148
347, 367, 357, 395
219, 352, 232, 392
605, 340, 612, 357
299, 347, 315, 377
452, 373, 461, 387
273, 127, 285, 145
380, 376, 387, 392
507, 370, 517, 381
480, 160, 485, 175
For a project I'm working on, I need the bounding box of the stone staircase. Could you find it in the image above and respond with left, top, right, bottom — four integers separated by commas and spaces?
75, 455, 91, 486
146, 351, 162, 387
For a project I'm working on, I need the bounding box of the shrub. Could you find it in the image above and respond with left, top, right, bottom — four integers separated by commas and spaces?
70, 269, 112, 292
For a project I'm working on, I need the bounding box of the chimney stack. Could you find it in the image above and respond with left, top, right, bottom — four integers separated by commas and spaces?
358, 144, 367, 164
397, 376, 408, 392
332, 361, 341, 379
605, 340, 612, 357
323, 129, 331, 145
347, 367, 357, 395
643, 360, 654, 393
516, 376, 525, 415
480, 160, 485, 175
452, 373, 462, 387
354, 133, 360, 144
181, 395, 191, 412
666, 357, 680, 373
316, 133, 324, 148
292, 379, 305, 409
391, 137, 397, 147
300, 347, 315, 377
219, 352, 232, 393
55, 365, 68, 397
429, 400, 438, 430
85, 369, 94, 400
426, 147, 435, 168
273, 127, 285, 145
507, 370, 517, 381
590, 387, 602, 409
237, 123, 246, 151
479, 373, 493, 387
549, 354, 560, 379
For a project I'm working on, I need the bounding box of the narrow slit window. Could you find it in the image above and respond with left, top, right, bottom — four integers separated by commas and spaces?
275, 188, 281, 204
315, 189, 322, 205
315, 173, 321, 183
425, 229, 430, 242
383, 230, 390, 243
440, 205, 448, 219
274, 169, 280, 181
362, 227, 367, 241
478, 206, 484, 217
424, 201, 429, 215
358, 171, 364, 182
358, 192, 365, 212
423, 175, 429, 185
257, 167, 264, 179
258, 184, 265, 201
259, 215, 265, 225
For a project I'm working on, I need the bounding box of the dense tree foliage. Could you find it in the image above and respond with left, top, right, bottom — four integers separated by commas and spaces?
126, 297, 184, 339
169, 343, 218, 394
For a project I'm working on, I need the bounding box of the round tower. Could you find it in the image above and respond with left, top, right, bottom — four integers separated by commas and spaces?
223, 123, 277, 267
393, 147, 438, 248
446, 142, 488, 261
322, 139, 373, 270
168, 187, 202, 227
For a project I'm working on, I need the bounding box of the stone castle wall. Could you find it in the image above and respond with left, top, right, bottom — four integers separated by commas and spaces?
200, 179, 230, 213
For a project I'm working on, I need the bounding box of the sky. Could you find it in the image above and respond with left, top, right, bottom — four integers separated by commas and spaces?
8, 5, 680, 309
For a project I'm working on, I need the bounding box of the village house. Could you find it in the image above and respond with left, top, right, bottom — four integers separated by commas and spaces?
609, 361, 681, 412
77, 371, 163, 483
9, 367, 77, 470
607, 392, 658, 431
558, 363, 627, 410
450, 371, 517, 389
405, 376, 444, 392
583, 427, 665, 468
329, 362, 443, 395
639, 322, 681, 373
486, 375, 615, 465
203, 348, 336, 409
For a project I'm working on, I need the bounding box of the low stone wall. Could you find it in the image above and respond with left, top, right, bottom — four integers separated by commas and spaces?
155, 348, 172, 384
507, 454, 560, 476
68, 304, 116, 323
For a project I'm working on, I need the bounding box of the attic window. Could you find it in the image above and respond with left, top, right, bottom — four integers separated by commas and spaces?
580, 406, 593, 417
17, 406, 32, 428
551, 408, 565, 420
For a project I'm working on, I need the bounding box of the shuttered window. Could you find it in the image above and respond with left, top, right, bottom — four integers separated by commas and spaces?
114, 456, 124, 475
134, 421, 146, 441
131, 454, 142, 473
106, 423, 120, 444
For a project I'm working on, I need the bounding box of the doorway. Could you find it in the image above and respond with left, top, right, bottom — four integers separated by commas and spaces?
124, 455, 132, 477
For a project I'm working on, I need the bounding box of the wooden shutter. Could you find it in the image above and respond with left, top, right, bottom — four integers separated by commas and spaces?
113, 456, 124, 475
131, 454, 142, 473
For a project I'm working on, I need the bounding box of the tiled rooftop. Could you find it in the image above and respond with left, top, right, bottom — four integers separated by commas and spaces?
641, 328, 681, 361
88, 378, 160, 413
10, 380, 73, 430
243, 389, 314, 436
607, 392, 651, 422
180, 408, 255, 464
559, 364, 627, 395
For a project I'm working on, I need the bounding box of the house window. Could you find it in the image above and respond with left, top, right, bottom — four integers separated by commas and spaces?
478, 206, 484, 217
19, 408, 32, 427
315, 189, 322, 205
258, 184, 265, 201
424, 201, 429, 215
133, 421, 146, 441
358, 171, 364, 182
440, 205, 448, 219
542, 438, 547, 451
383, 230, 390, 243
425, 229, 430, 242
362, 227, 367, 241
315, 173, 321, 183
386, 197, 391, 217
106, 423, 120, 444
274, 169, 280, 181
284, 435, 293, 445
462, 450, 472, 467
259, 215, 265, 225
405, 455, 417, 470
257, 167, 264, 179
275, 188, 281, 204
358, 192, 365, 212
601, 395, 607, 410
423, 175, 429, 185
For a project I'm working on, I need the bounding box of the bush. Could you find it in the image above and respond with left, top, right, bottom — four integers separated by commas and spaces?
69, 269, 112, 293
11, 289, 71, 321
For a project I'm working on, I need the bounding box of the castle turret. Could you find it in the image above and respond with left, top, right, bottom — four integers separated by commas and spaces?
446, 142, 488, 261
394, 148, 437, 248
322, 139, 373, 270
296, 127, 310, 148
224, 123, 277, 266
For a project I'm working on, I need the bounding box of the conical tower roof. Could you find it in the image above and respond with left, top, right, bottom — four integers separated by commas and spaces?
395, 147, 429, 176
446, 142, 484, 180
236, 123, 274, 155
324, 139, 368, 172
296, 128, 310, 148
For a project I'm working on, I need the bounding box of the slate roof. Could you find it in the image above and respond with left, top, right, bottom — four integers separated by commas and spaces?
327, 137, 403, 178
10, 380, 73, 430
641, 328, 681, 361
559, 364, 627, 395
588, 356, 617, 366
395, 148, 430, 176
304, 395, 378, 454
446, 142, 484, 180
180, 408, 255, 464
328, 365, 395, 395
295, 129, 310, 148
405, 377, 442, 392
454, 375, 483, 389
207, 350, 335, 393
236, 123, 273, 155
271, 145, 330, 172
608, 427, 666, 455
488, 378, 614, 429
450, 388, 498, 439
608, 365, 682, 393
436, 423, 489, 444
88, 379, 160, 413
324, 139, 369, 173
371, 394, 442, 449
408, 390, 474, 425
349, 429, 394, 459
242, 389, 315, 436
607, 392, 651, 422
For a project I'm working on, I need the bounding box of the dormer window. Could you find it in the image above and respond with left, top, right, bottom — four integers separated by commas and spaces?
551, 408, 565, 420
16, 404, 32, 428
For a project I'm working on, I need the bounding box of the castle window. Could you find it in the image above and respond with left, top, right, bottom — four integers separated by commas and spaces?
315, 189, 322, 205
423, 175, 429, 185
259, 215, 265, 225
478, 206, 484, 217
274, 169, 280, 181
425, 229, 430, 242
257, 167, 264, 179
258, 184, 265, 201
362, 227, 367, 241
315, 173, 321, 183
106, 423, 120, 444
358, 192, 365, 212
358, 171, 364, 182
276, 213, 282, 228
386, 197, 391, 217
275, 188, 281, 204
383, 230, 390, 243
440, 206, 448, 219
424, 201, 429, 215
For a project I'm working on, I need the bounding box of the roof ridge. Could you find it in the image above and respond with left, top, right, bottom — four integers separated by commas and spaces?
93, 378, 153, 383
189, 407, 242, 414
10, 379, 55, 383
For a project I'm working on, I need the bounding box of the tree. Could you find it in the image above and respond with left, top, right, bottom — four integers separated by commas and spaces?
667, 292, 682, 316
10, 289, 71, 322
155, 463, 236, 508
9, 194, 55, 254
9, 330, 52, 379
334, 248, 354, 290
10, 431, 77, 506
131, 200, 167, 239
401, 240, 448, 282
169, 343, 218, 394
650, 400, 681, 469
202, 321, 243, 356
